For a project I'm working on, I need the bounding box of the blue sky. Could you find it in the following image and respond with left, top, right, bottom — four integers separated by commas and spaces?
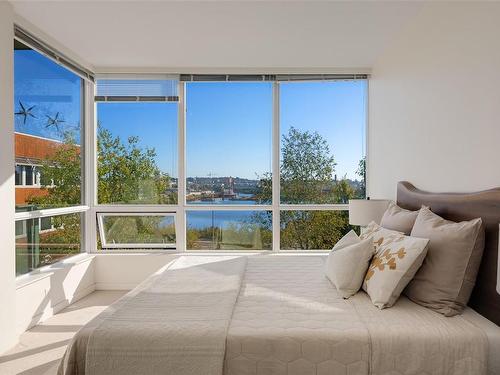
280, 81, 366, 180
14, 49, 82, 143
186, 82, 273, 179
98, 103, 178, 177
15, 48, 366, 181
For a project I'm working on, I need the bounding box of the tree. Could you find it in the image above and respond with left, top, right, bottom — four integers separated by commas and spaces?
332, 177, 356, 204
281, 127, 336, 204
29, 131, 81, 209
356, 156, 366, 198
97, 125, 174, 205
254, 127, 354, 250
27, 124, 174, 252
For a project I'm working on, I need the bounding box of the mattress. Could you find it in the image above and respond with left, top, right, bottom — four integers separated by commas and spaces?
225, 255, 492, 375
58, 255, 497, 375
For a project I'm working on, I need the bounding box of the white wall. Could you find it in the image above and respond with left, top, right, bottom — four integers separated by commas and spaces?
94, 254, 179, 290
0, 1, 18, 353
14, 253, 179, 335
368, 2, 500, 199
15, 255, 95, 335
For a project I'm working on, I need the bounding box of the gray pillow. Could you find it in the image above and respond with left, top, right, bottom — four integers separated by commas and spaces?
380, 201, 421, 235
404, 207, 484, 316
325, 230, 374, 299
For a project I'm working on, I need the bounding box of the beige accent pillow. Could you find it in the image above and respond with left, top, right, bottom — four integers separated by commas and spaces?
360, 222, 429, 309
325, 230, 374, 298
380, 201, 421, 235
405, 208, 484, 316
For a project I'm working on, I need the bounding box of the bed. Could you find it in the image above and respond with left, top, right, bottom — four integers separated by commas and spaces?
58, 182, 500, 375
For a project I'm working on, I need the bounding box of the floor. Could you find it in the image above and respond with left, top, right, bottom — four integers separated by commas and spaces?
0, 291, 126, 375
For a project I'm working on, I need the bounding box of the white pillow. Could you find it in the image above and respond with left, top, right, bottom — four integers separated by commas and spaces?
360, 222, 429, 309
325, 230, 375, 298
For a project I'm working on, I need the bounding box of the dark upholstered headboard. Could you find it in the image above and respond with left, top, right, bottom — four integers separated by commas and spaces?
397, 181, 500, 326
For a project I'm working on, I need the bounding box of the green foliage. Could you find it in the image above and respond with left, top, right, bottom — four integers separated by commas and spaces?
281, 127, 336, 204
356, 156, 366, 198
27, 122, 365, 252
254, 127, 361, 249
27, 124, 175, 252
280, 211, 350, 250
332, 177, 356, 204
97, 125, 175, 204
29, 132, 81, 209
186, 216, 272, 251
39, 214, 81, 255
104, 216, 175, 245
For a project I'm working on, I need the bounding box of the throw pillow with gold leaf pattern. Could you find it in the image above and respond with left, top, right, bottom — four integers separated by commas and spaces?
360, 222, 429, 309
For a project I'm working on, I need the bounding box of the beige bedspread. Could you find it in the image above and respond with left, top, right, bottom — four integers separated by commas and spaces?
58, 255, 489, 375
58, 256, 247, 375
225, 255, 488, 375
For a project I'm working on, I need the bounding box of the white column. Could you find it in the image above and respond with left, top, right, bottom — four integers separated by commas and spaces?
0, 1, 18, 352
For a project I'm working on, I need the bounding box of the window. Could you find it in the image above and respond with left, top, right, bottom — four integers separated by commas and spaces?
96, 79, 178, 205
15, 213, 82, 276
14, 33, 89, 276
14, 39, 83, 211
187, 211, 272, 250
186, 82, 272, 205
40, 216, 53, 231
15, 165, 22, 185
278, 80, 366, 249
280, 81, 366, 204
98, 214, 176, 249
94, 75, 366, 252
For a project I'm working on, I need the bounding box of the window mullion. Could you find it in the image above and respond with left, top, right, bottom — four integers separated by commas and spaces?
177, 82, 187, 252
272, 82, 280, 252
85, 79, 97, 253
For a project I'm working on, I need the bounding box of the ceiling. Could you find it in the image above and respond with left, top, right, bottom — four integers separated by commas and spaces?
10, 1, 424, 72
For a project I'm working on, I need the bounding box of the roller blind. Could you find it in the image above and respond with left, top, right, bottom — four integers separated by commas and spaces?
180, 74, 368, 82
95, 77, 179, 102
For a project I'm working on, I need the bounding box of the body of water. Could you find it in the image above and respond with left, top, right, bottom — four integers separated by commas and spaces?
186, 210, 270, 230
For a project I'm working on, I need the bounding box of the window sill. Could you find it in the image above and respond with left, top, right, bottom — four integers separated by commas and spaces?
16, 253, 95, 289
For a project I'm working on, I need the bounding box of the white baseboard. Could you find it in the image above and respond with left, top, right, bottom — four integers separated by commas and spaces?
95, 282, 135, 291
21, 282, 96, 333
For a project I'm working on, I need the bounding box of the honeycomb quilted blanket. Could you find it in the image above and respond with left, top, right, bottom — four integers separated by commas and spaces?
58, 255, 488, 375
225, 255, 488, 375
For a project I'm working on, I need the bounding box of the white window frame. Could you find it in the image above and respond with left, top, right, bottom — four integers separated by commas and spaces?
13, 46, 91, 271
91, 78, 367, 253
97, 212, 176, 249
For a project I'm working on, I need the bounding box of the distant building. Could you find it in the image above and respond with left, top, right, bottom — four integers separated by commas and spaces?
15, 132, 62, 207
15, 132, 79, 274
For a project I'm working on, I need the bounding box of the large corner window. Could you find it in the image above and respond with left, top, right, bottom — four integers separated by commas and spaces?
94, 74, 367, 252
14, 33, 90, 276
